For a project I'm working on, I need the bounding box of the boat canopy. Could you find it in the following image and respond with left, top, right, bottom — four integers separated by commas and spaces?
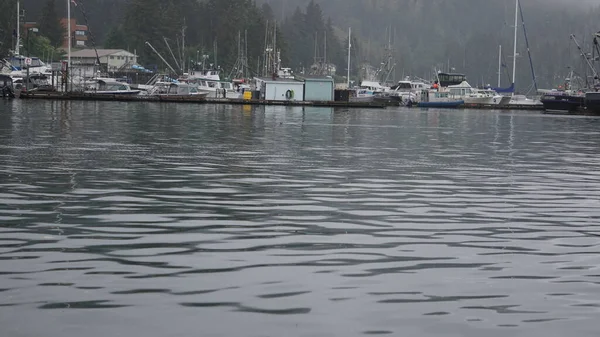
491, 83, 515, 94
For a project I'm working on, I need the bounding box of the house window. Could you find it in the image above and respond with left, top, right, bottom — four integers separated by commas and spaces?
76, 40, 85, 46
110, 56, 115, 60
75, 30, 85, 36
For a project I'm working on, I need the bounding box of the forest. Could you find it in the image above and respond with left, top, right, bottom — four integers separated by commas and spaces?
1, 0, 600, 92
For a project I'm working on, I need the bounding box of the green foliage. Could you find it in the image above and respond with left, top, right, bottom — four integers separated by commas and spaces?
25, 34, 65, 61
14, 0, 600, 90
38, 0, 64, 48
103, 26, 127, 50
0, 1, 17, 57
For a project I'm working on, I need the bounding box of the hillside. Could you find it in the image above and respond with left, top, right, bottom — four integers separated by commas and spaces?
3, 0, 600, 91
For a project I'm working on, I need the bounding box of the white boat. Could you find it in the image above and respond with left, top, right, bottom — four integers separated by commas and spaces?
447, 81, 508, 105
416, 89, 464, 108
84, 79, 140, 95
154, 82, 208, 98
508, 94, 542, 106
349, 88, 375, 102
389, 79, 430, 104
194, 79, 244, 99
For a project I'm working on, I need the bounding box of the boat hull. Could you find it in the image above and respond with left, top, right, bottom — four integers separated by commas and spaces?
541, 94, 584, 113
350, 96, 375, 103
585, 92, 600, 113
417, 100, 464, 108
84, 90, 141, 95
463, 96, 507, 105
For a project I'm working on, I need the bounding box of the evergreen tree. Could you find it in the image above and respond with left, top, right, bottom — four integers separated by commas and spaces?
38, 0, 64, 48
103, 26, 127, 50
0, 1, 17, 57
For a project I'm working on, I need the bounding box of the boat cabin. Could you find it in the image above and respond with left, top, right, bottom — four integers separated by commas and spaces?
96, 79, 132, 91
438, 73, 466, 87
166, 83, 199, 95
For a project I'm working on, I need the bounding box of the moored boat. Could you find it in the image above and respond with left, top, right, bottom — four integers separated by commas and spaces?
416, 90, 464, 108
0, 74, 16, 99
584, 91, 600, 114
84, 79, 141, 95
541, 91, 585, 113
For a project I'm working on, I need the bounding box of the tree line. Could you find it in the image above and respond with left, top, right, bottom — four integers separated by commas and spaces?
3, 0, 600, 90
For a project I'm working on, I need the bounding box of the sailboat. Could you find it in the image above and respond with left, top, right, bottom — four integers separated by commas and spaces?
493, 0, 542, 107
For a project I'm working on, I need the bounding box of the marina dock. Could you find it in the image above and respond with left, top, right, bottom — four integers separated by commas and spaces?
18, 91, 388, 109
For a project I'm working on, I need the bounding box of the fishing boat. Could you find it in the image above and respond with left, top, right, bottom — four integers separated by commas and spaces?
585, 90, 600, 114
541, 90, 585, 113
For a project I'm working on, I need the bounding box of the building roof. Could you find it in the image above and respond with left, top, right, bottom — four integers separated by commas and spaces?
297, 75, 334, 81
255, 76, 302, 84
70, 49, 136, 58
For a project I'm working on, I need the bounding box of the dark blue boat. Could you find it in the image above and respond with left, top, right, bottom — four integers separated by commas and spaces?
541, 92, 585, 113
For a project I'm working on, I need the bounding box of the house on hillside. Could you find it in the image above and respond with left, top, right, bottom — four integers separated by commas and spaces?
69, 49, 138, 73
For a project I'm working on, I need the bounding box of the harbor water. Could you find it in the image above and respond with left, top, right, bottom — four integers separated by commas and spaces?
1, 101, 600, 337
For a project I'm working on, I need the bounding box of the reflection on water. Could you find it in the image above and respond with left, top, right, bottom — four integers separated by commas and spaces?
2, 100, 600, 337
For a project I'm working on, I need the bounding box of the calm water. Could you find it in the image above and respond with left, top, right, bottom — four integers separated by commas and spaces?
1, 100, 600, 337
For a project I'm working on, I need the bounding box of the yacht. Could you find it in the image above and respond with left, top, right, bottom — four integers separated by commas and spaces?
389, 78, 430, 105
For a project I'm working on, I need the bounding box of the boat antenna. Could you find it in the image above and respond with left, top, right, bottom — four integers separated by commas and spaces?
145, 41, 178, 75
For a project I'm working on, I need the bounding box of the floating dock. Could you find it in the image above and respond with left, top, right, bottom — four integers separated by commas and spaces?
18, 91, 387, 109
461, 103, 545, 110
16, 91, 552, 111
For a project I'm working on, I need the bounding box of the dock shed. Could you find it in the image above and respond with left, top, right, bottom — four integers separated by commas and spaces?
299, 75, 335, 101
256, 77, 304, 101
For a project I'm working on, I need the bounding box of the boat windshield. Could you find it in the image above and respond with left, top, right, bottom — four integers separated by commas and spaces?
10, 57, 45, 68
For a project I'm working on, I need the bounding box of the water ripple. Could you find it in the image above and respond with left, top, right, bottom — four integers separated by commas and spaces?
1, 102, 600, 336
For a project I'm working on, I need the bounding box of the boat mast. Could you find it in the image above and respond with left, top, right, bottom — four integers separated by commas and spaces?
347, 27, 351, 88
511, 0, 518, 95
16, 0, 20, 55
498, 45, 502, 87
67, 0, 71, 69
